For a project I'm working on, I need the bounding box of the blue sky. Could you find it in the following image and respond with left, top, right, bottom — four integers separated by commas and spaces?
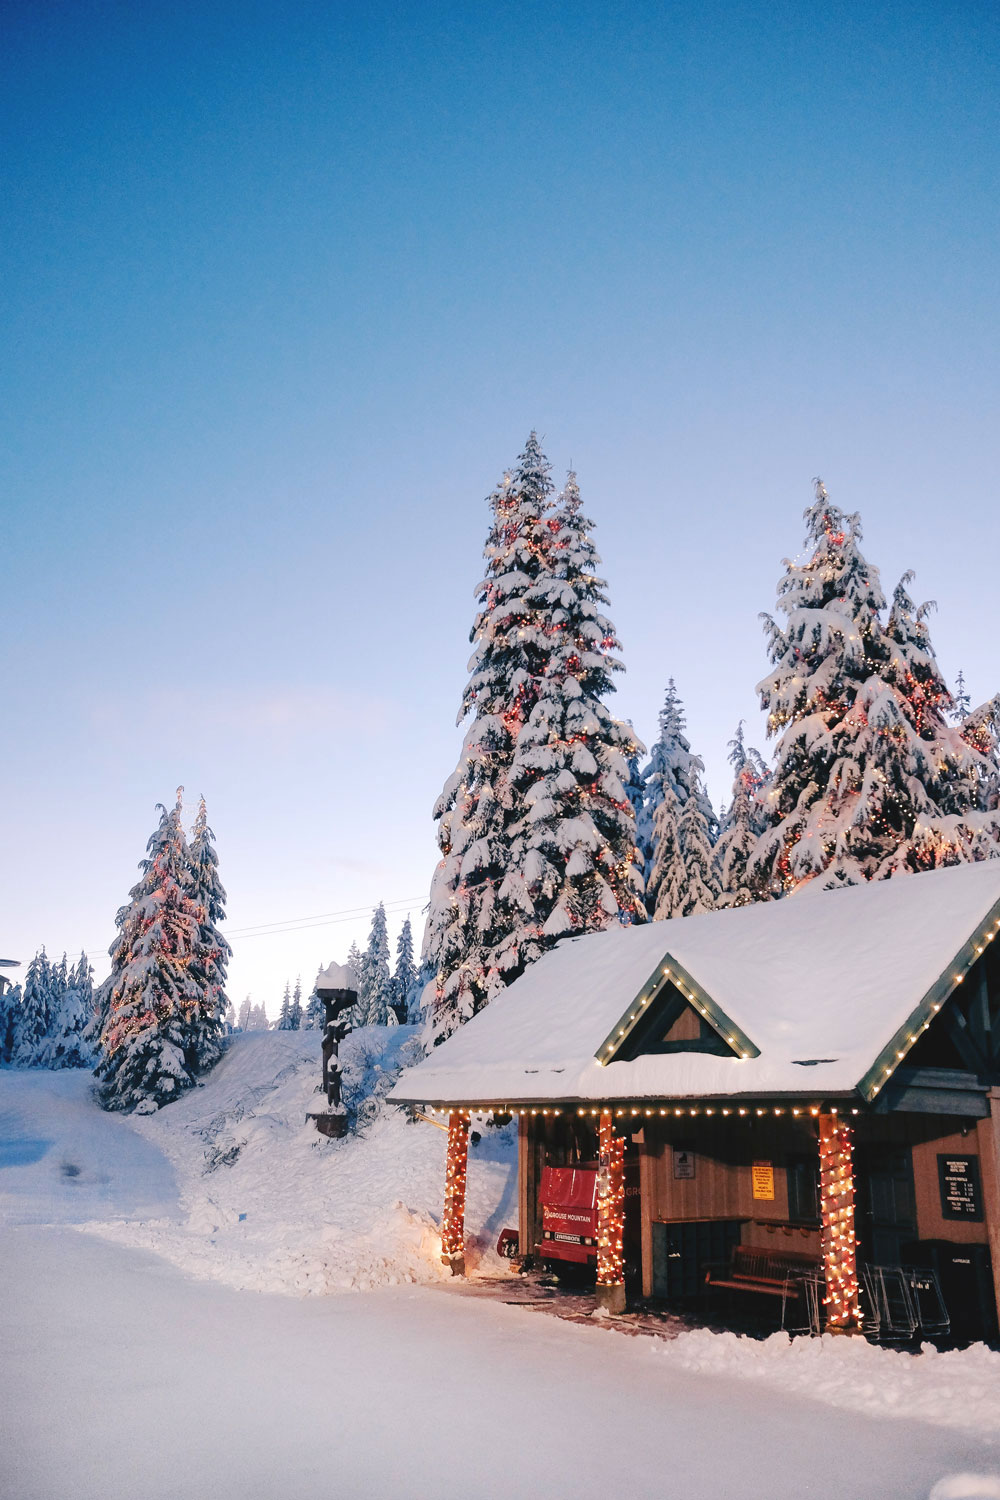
3, 0, 998, 1010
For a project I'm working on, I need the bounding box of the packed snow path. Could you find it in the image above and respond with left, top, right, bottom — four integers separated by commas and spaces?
2, 1225, 998, 1500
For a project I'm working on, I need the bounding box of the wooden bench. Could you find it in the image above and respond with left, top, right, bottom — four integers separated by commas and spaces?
704, 1244, 821, 1299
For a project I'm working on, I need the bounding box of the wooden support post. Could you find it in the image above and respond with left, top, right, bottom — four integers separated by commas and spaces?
518, 1112, 544, 1260
442, 1111, 470, 1275
818, 1113, 861, 1332
596, 1109, 626, 1313
976, 1088, 1000, 1327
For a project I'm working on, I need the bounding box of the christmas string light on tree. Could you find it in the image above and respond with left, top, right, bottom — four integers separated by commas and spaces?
441, 1111, 470, 1273
818, 1113, 860, 1331
596, 1110, 625, 1295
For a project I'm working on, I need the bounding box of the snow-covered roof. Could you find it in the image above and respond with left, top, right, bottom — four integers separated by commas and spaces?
391, 861, 1000, 1107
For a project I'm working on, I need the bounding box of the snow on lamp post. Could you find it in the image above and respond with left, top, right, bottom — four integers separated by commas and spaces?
306, 960, 357, 1139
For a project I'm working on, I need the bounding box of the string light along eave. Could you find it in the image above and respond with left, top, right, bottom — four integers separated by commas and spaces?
858, 898, 1000, 1103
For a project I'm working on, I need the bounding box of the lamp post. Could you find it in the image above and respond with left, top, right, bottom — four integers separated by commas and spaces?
306, 960, 357, 1139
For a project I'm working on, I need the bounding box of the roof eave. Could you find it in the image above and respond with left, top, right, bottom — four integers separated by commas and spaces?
857, 891, 1000, 1104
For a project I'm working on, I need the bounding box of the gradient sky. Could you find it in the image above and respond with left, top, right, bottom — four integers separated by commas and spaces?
3, 0, 998, 1012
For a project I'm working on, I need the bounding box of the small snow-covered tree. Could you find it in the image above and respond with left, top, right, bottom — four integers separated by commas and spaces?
236, 996, 252, 1032
288, 977, 303, 1030
303, 990, 324, 1029
423, 434, 558, 1040
184, 795, 230, 1071
0, 981, 21, 1064
14, 949, 54, 1065
42, 952, 94, 1069
224, 999, 237, 1032
752, 483, 891, 892
391, 917, 417, 1023
248, 1002, 269, 1031
504, 471, 645, 951
714, 725, 769, 908
638, 680, 715, 914
355, 903, 393, 1025
277, 982, 292, 1029
95, 798, 202, 1112
648, 770, 720, 919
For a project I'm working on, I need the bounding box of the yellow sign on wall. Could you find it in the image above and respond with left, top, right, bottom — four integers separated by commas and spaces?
752, 1160, 775, 1201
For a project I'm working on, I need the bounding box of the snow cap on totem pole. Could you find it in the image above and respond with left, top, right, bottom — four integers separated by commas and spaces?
315, 959, 358, 994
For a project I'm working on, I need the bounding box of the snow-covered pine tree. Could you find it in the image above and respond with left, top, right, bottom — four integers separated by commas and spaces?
0, 981, 21, 1064
714, 724, 769, 908
184, 795, 230, 1072
878, 575, 1000, 867
355, 903, 393, 1025
303, 990, 324, 1029
237, 996, 252, 1032
289, 977, 303, 1030
14, 949, 54, 1065
647, 768, 720, 919
753, 486, 1000, 891
95, 798, 202, 1112
277, 982, 292, 1029
504, 470, 645, 952
638, 680, 715, 913
751, 483, 891, 892
423, 434, 558, 1040
224, 999, 237, 1031
391, 917, 417, 1023
42, 952, 95, 1069
953, 671, 972, 722
249, 1002, 269, 1031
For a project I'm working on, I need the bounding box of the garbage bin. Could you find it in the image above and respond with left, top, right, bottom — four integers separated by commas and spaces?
901, 1240, 998, 1345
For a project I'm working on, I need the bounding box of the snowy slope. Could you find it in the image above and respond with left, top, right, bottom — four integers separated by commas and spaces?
73, 1028, 518, 1294
0, 1068, 179, 1224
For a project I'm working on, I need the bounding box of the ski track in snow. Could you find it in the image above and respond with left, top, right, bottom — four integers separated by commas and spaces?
3, 1030, 1000, 1465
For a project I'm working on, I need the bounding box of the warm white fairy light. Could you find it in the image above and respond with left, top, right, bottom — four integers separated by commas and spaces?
818, 1113, 860, 1330
596, 1109, 625, 1288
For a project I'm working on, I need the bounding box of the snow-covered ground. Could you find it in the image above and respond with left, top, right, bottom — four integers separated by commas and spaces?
3, 1034, 1000, 1498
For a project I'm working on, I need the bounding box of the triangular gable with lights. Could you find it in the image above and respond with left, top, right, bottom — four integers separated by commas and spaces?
595, 951, 760, 1067
858, 889, 1000, 1104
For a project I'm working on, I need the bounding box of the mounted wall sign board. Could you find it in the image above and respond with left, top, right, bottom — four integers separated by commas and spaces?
937, 1154, 984, 1221
752, 1161, 775, 1201
672, 1146, 695, 1180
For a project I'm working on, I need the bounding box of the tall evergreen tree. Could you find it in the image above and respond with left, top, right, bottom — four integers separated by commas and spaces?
237, 996, 253, 1032
224, 999, 237, 1031
714, 725, 769, 908
42, 952, 94, 1069
752, 483, 1000, 892
355, 903, 393, 1025
504, 471, 645, 950
277, 981, 293, 1029
423, 434, 558, 1038
14, 949, 53, 1065
391, 917, 417, 1023
184, 795, 230, 1071
95, 797, 202, 1112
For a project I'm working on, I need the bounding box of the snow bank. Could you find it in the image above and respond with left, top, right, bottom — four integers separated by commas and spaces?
654, 1325, 1000, 1438
79, 1029, 518, 1295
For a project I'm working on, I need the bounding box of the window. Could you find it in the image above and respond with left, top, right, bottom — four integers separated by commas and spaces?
786, 1154, 820, 1223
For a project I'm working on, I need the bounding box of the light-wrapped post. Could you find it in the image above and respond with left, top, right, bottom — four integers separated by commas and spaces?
442, 1110, 470, 1275
595, 1109, 626, 1313
818, 1113, 860, 1332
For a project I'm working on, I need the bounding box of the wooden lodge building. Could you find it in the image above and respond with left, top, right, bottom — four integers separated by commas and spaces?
391, 861, 1000, 1340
